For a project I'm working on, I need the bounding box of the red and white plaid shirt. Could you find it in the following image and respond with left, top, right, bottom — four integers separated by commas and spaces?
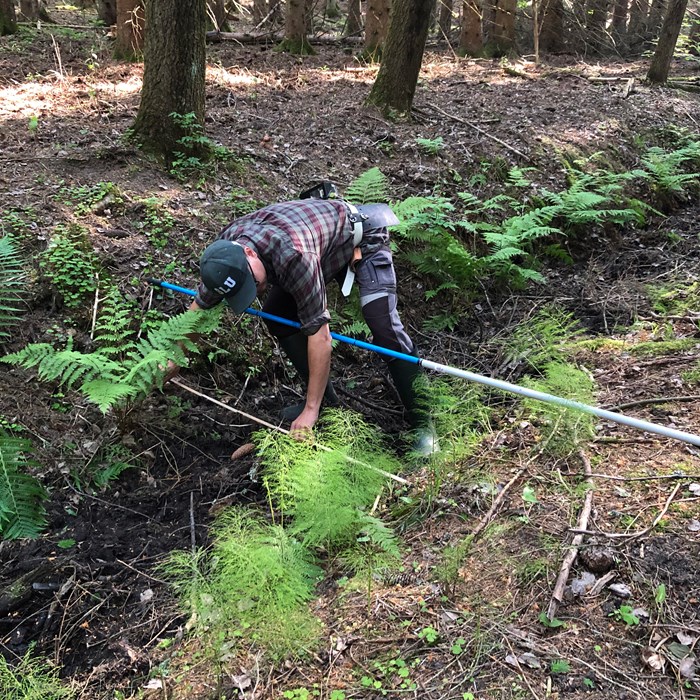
195, 199, 354, 333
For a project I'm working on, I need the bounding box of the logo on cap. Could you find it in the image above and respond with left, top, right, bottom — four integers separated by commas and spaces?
213, 276, 237, 295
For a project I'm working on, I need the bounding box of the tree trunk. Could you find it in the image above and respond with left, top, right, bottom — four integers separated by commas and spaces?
586, 0, 610, 50
97, 0, 116, 25
611, 0, 628, 42
459, 0, 483, 54
279, 0, 314, 53
252, 0, 268, 25
326, 0, 341, 19
627, 0, 648, 41
439, 0, 454, 36
131, 0, 207, 161
114, 0, 144, 60
19, 0, 38, 20
539, 0, 564, 51
345, 0, 362, 35
646, 0, 666, 38
481, 0, 497, 42
688, 17, 700, 55
486, 0, 516, 55
207, 0, 230, 30
647, 0, 687, 82
364, 0, 391, 59
0, 0, 17, 35
367, 0, 432, 114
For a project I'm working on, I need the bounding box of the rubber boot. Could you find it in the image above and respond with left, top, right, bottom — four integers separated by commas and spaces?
277, 333, 340, 422
387, 359, 439, 457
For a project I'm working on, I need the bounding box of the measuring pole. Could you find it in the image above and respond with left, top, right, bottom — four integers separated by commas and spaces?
147, 278, 700, 449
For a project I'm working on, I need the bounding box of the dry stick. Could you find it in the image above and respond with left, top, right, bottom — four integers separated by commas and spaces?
606, 395, 700, 412
471, 468, 526, 539
546, 449, 594, 621
585, 472, 700, 482
170, 378, 409, 486
429, 104, 530, 161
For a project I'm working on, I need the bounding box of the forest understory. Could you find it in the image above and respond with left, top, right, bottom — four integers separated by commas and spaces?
1, 4, 700, 700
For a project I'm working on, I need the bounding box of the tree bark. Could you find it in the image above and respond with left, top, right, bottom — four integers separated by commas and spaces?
364, 0, 391, 59
252, 0, 267, 25
627, 0, 648, 42
367, 0, 432, 114
97, 0, 116, 25
611, 0, 628, 41
207, 0, 230, 30
647, 0, 688, 83
539, 0, 564, 51
586, 0, 610, 50
646, 0, 667, 38
114, 0, 144, 60
459, 0, 483, 55
131, 0, 207, 161
486, 0, 516, 55
345, 0, 363, 35
688, 17, 700, 55
439, 0, 454, 37
279, 0, 314, 53
19, 0, 38, 20
0, 0, 17, 35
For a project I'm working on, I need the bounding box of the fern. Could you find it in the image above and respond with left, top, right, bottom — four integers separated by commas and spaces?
162, 507, 323, 659
0, 645, 74, 699
2, 308, 221, 415
503, 307, 582, 370
522, 361, 596, 456
0, 432, 47, 540
93, 286, 138, 357
345, 167, 390, 204
641, 143, 700, 206
0, 236, 24, 343
256, 410, 399, 548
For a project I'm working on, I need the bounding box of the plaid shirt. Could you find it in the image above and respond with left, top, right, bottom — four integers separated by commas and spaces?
195, 199, 354, 334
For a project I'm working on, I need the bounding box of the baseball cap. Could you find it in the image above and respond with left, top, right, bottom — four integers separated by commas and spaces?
199, 240, 257, 313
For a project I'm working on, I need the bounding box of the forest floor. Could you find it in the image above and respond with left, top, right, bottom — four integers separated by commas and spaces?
1, 3, 700, 700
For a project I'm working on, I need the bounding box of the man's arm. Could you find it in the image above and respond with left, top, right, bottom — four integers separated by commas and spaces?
289, 324, 332, 437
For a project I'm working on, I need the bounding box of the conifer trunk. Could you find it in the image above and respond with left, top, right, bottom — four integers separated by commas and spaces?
114, 0, 144, 60
131, 0, 207, 161
459, 0, 483, 55
279, 0, 314, 53
367, 0, 432, 114
345, 0, 363, 35
0, 0, 17, 35
539, 0, 564, 52
647, 0, 688, 83
364, 0, 391, 59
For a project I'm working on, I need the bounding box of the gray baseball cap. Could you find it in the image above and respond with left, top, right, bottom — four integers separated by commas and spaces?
199, 240, 257, 313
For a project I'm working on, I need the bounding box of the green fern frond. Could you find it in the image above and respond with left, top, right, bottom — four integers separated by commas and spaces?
345, 167, 390, 204
523, 361, 596, 456
0, 646, 74, 698
93, 286, 137, 357
0, 433, 47, 540
257, 411, 399, 548
504, 307, 582, 370
0, 236, 24, 343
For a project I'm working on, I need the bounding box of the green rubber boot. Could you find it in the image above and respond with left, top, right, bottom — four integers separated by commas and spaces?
278, 333, 340, 422
387, 359, 439, 457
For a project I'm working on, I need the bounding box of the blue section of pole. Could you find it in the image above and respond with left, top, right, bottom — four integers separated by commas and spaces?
147, 278, 700, 448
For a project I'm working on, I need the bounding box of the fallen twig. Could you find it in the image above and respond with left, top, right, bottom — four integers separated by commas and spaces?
171, 378, 409, 485
584, 472, 700, 482
546, 449, 593, 621
606, 395, 700, 411
471, 468, 526, 539
429, 104, 530, 160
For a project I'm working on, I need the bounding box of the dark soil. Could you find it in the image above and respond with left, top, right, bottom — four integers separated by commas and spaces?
1, 4, 699, 699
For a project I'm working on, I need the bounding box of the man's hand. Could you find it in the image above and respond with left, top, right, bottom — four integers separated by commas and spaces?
162, 359, 181, 384
290, 405, 319, 440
